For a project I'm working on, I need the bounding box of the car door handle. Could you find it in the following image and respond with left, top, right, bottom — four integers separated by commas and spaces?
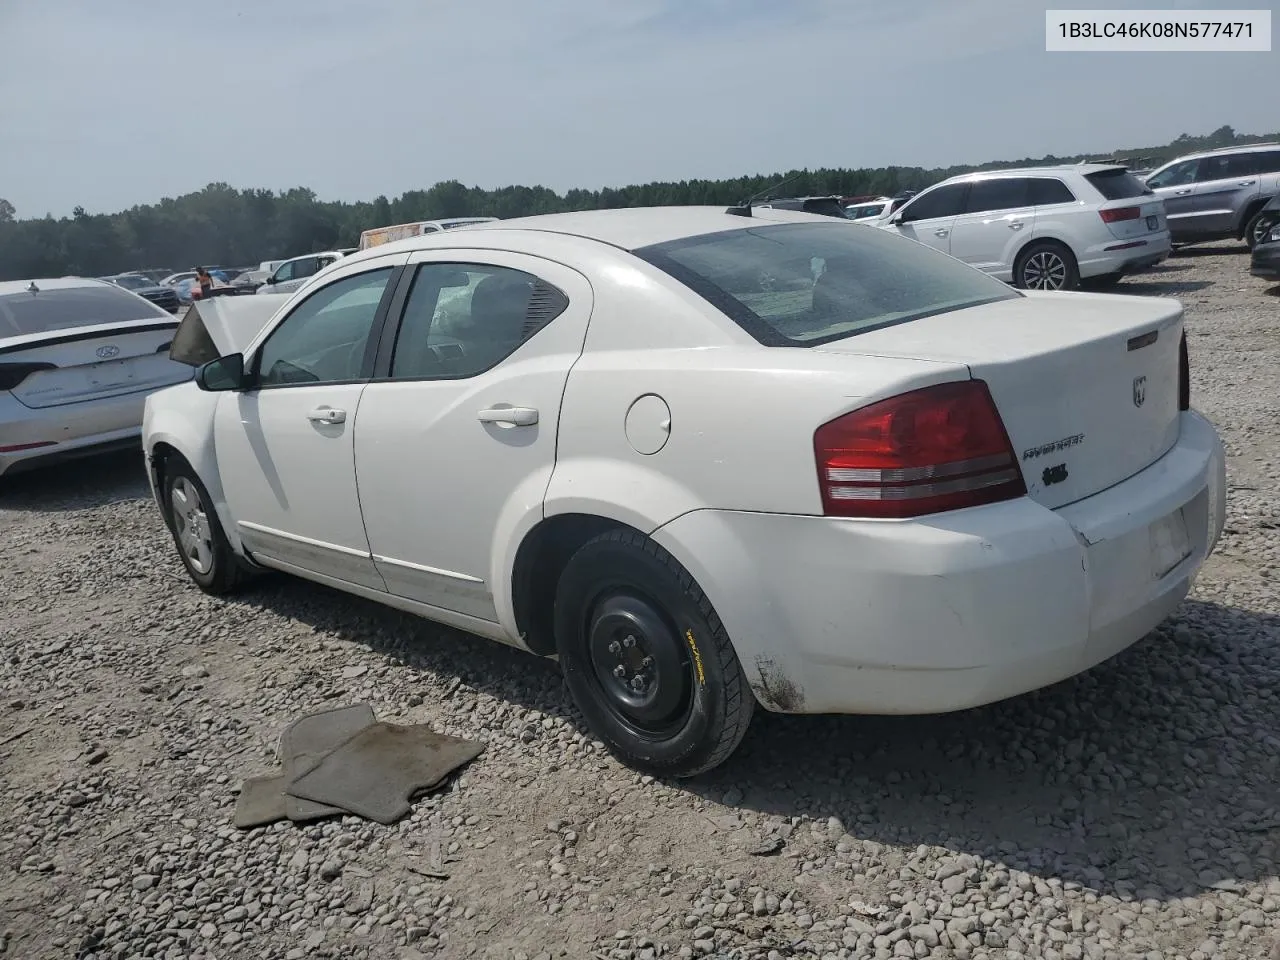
306, 407, 346, 424
477, 406, 538, 426
933, 229, 949, 238
1238, 180, 1256, 187
1174, 189, 1193, 195
1008, 220, 1024, 230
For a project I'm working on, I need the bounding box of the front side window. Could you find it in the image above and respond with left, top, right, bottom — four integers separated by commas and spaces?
898, 183, 967, 222
0, 285, 169, 336
273, 261, 296, 283
254, 268, 393, 386
1146, 160, 1199, 189
635, 221, 1019, 347
964, 178, 1030, 215
388, 263, 568, 379
290, 257, 322, 280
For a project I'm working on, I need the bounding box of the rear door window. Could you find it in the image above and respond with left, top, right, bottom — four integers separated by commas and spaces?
0, 285, 169, 336
1196, 152, 1260, 182
963, 178, 1031, 214
1085, 168, 1154, 200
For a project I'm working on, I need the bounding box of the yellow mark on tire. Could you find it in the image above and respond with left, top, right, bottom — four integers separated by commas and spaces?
685, 629, 706, 686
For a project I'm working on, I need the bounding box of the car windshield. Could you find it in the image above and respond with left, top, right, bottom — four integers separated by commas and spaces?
634, 221, 1019, 346
0, 285, 169, 337
1086, 168, 1153, 200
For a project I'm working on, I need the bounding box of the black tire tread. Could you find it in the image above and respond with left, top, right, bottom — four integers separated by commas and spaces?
567, 528, 754, 777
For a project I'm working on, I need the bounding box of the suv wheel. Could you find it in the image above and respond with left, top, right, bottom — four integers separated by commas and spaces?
1014, 241, 1080, 291
1245, 209, 1274, 251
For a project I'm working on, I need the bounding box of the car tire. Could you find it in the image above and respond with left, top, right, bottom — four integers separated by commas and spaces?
1014, 241, 1080, 291
164, 458, 250, 596
1244, 209, 1273, 251
553, 528, 754, 778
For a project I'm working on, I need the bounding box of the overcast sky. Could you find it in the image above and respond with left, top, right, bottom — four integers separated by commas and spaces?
0, 0, 1273, 218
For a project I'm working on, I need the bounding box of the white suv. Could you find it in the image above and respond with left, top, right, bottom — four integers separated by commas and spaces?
875, 165, 1171, 290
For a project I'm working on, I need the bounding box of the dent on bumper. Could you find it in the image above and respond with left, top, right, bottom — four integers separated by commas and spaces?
655, 411, 1225, 716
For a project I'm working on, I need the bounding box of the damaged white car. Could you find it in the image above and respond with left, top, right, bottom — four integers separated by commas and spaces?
142, 207, 1226, 777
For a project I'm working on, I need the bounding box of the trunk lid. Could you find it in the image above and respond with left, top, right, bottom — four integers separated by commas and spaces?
815, 291, 1183, 510
1, 319, 191, 409
1097, 196, 1168, 242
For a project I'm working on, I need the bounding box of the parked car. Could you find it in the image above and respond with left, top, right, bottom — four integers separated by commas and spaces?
1144, 142, 1280, 249
99, 273, 181, 313
358, 219, 499, 251
1249, 196, 1280, 279
163, 270, 235, 302
874, 164, 1171, 290
0, 278, 192, 477
142, 206, 1225, 776
752, 196, 848, 218
844, 197, 894, 220
255, 251, 349, 295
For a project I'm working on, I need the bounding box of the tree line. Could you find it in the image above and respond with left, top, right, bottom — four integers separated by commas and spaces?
0, 125, 1272, 281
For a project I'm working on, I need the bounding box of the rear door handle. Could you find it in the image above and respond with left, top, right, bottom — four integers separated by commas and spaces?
1238, 180, 1257, 187
1174, 189, 1193, 195
933, 229, 949, 238
1008, 220, 1024, 230
307, 406, 346, 424
477, 406, 538, 426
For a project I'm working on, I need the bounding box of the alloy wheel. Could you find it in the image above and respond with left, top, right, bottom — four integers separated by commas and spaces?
1022, 251, 1069, 290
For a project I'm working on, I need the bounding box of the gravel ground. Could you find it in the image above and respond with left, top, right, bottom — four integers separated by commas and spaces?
2, 243, 1278, 960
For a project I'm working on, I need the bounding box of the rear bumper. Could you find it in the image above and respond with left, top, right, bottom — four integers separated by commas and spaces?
1077, 230, 1173, 279
0, 388, 162, 477
653, 411, 1225, 715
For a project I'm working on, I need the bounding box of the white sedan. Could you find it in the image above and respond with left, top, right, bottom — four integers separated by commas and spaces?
142, 206, 1226, 777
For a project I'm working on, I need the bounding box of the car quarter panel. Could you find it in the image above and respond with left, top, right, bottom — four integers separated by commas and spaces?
541, 253, 971, 528
652, 410, 1224, 715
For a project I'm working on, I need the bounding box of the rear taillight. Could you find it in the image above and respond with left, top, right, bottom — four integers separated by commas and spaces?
814, 380, 1027, 519
1178, 331, 1190, 411
1099, 206, 1141, 223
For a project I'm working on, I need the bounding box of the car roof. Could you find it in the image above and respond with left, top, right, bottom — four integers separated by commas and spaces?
945, 163, 1124, 182
0, 277, 116, 296
421, 205, 824, 252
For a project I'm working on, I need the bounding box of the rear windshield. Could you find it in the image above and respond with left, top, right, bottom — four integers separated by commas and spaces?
1085, 168, 1153, 200
0, 285, 169, 337
634, 221, 1019, 346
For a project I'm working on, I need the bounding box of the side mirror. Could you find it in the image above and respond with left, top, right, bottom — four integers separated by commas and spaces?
196, 353, 247, 392
263, 275, 276, 284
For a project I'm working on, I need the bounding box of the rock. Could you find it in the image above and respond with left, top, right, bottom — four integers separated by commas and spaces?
320, 861, 343, 881
132, 875, 157, 892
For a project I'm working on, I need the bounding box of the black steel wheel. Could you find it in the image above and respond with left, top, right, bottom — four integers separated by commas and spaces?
554, 529, 754, 777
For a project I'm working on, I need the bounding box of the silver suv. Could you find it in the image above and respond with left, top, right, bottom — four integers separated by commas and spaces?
1144, 143, 1280, 249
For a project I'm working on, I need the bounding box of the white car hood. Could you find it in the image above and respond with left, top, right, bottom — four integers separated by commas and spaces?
168, 294, 291, 365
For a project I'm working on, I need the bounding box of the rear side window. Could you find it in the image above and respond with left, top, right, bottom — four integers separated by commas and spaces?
0, 285, 169, 337
1029, 178, 1077, 205
964, 178, 1030, 214
635, 221, 1019, 347
1085, 168, 1154, 200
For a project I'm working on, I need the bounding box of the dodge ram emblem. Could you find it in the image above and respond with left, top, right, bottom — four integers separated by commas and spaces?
96, 344, 120, 359
1132, 375, 1146, 408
